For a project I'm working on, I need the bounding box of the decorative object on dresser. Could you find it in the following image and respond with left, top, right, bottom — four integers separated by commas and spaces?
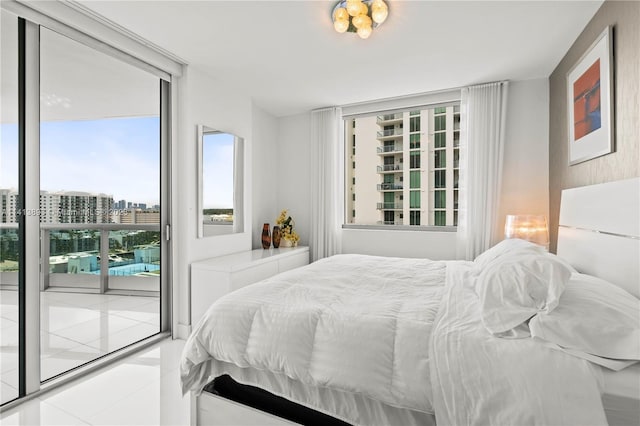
272, 225, 281, 248
567, 26, 614, 165
261, 223, 271, 249
504, 214, 549, 249
276, 210, 299, 247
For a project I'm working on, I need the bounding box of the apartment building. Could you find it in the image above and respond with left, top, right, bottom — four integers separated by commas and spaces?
346, 105, 460, 227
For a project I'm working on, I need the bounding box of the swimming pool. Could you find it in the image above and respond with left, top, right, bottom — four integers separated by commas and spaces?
90, 263, 160, 276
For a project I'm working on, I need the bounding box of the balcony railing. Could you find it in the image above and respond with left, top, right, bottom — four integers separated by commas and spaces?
376, 202, 403, 210
376, 113, 403, 124
377, 164, 402, 173
376, 128, 403, 139
41, 223, 160, 294
377, 183, 403, 191
376, 144, 402, 154
377, 220, 404, 225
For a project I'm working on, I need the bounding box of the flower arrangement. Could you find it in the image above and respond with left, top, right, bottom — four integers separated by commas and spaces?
276, 209, 299, 247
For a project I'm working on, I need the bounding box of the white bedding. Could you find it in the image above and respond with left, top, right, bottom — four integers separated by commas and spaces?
181, 253, 611, 426
181, 254, 448, 420
430, 263, 607, 426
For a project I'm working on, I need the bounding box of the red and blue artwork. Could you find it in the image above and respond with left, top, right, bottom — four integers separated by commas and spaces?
573, 59, 601, 140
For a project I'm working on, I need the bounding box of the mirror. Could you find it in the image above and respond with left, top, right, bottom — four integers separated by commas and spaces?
197, 125, 244, 238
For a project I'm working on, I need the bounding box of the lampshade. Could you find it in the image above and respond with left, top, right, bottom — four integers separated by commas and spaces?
332, 0, 388, 39
504, 215, 549, 248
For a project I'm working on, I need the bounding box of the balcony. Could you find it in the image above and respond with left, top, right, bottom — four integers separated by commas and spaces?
376, 113, 403, 125
377, 164, 402, 173
376, 202, 403, 210
377, 144, 402, 154
377, 183, 403, 191
377, 220, 404, 225
376, 127, 403, 140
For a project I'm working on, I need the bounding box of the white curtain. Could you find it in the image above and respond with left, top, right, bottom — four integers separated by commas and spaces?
456, 82, 509, 260
310, 107, 344, 262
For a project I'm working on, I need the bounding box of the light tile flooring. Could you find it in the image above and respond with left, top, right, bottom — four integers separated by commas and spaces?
0, 338, 190, 425
0, 290, 160, 406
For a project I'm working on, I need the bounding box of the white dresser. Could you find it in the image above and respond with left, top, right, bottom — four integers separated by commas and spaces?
190, 246, 309, 325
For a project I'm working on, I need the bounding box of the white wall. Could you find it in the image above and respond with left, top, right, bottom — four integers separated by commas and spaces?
174, 66, 255, 338
498, 78, 550, 243
251, 104, 280, 248
274, 79, 549, 261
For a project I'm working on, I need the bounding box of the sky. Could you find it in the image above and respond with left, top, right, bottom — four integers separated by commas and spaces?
1, 117, 161, 205
0, 117, 235, 209
202, 132, 234, 209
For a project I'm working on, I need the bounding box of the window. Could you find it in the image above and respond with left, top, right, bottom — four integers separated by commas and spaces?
435, 150, 446, 168
410, 152, 420, 169
410, 171, 420, 188
409, 191, 420, 208
434, 211, 446, 226
410, 133, 420, 149
435, 170, 446, 188
410, 116, 420, 132
344, 102, 459, 228
434, 190, 446, 208
410, 211, 420, 225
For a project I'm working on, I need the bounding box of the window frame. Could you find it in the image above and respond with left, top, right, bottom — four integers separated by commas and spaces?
342, 97, 460, 232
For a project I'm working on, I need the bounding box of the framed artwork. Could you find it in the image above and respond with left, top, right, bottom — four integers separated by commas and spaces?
567, 26, 614, 165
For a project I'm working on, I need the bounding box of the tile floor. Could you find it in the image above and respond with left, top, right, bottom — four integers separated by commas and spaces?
0, 290, 160, 406
0, 338, 191, 425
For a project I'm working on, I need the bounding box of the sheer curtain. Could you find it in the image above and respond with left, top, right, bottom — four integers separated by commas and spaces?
456, 82, 509, 260
310, 107, 344, 262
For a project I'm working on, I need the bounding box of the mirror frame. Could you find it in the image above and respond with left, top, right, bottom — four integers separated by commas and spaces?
197, 124, 245, 238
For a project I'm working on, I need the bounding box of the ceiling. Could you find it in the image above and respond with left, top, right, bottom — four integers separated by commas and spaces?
64, 1, 604, 117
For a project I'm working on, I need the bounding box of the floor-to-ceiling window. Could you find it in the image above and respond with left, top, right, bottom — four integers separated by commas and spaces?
1, 6, 171, 406
38, 26, 163, 382
0, 9, 20, 406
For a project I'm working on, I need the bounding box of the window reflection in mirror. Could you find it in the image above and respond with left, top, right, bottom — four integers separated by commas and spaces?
198, 125, 244, 238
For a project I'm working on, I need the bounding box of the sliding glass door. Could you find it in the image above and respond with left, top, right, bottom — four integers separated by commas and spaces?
0, 8, 170, 405
0, 9, 20, 406
39, 26, 163, 381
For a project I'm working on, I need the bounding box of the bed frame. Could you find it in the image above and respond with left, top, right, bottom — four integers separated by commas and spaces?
557, 177, 640, 298
191, 177, 640, 425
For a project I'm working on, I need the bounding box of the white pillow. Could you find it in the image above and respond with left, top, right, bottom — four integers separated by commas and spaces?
477, 252, 571, 335
529, 273, 640, 362
474, 238, 546, 270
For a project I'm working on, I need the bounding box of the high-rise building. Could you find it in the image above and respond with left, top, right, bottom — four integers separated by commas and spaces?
0, 189, 113, 224
345, 104, 460, 227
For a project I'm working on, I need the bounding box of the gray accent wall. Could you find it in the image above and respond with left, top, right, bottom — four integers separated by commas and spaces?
548, 0, 639, 252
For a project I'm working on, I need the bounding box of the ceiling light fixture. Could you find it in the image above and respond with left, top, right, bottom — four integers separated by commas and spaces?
332, 0, 389, 40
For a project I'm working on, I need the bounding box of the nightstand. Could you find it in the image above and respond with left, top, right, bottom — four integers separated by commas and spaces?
190, 246, 309, 325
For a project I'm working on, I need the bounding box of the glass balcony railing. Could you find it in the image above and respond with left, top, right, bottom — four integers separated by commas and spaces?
376, 113, 403, 124
376, 127, 403, 138
377, 220, 404, 225
377, 164, 402, 173
377, 183, 403, 191
376, 145, 402, 154
376, 202, 403, 210
41, 223, 160, 294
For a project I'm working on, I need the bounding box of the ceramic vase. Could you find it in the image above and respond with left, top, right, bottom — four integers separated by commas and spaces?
272, 226, 281, 248
261, 223, 271, 249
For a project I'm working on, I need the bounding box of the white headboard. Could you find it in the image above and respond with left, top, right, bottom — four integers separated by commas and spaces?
557, 177, 640, 298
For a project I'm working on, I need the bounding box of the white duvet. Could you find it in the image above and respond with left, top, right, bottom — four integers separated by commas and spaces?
181, 254, 608, 425
181, 254, 447, 416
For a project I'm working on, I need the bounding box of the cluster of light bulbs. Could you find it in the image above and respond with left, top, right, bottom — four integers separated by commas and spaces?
333, 0, 389, 39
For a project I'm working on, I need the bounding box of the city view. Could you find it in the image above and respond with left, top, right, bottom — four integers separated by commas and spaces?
0, 189, 160, 283
346, 104, 460, 227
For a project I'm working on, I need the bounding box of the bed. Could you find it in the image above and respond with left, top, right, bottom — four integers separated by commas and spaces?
181, 177, 640, 426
